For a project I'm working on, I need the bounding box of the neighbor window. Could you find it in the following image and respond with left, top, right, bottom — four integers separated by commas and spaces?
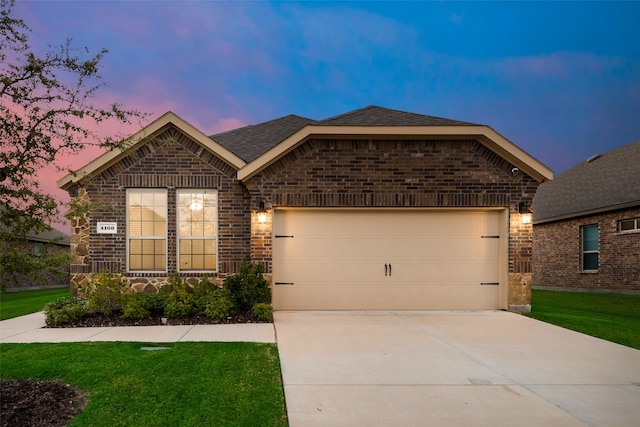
127, 189, 167, 271
618, 217, 639, 233
581, 224, 599, 271
177, 189, 217, 271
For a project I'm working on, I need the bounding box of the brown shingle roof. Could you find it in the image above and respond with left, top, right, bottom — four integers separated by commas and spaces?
211, 106, 479, 162
211, 115, 317, 162
318, 105, 479, 126
533, 140, 640, 223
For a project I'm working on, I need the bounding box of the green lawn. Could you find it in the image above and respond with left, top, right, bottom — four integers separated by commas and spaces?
0, 287, 69, 320
527, 289, 640, 350
1, 342, 288, 426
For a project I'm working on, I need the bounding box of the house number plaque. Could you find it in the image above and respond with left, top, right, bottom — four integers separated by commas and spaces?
97, 222, 117, 234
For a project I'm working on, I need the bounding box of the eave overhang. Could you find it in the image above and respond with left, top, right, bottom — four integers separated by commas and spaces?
533, 200, 640, 225
57, 112, 246, 191
237, 125, 553, 183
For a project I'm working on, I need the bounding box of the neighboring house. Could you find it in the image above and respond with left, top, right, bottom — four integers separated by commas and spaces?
0, 227, 71, 290
533, 140, 640, 293
58, 106, 552, 312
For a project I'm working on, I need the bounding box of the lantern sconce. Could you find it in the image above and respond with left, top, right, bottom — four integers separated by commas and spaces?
518, 201, 532, 224
257, 200, 268, 224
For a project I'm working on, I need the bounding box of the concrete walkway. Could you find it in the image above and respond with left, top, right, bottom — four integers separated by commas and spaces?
274, 311, 640, 427
0, 312, 275, 343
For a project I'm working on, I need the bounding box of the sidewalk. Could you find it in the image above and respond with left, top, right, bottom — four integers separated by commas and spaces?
0, 312, 276, 344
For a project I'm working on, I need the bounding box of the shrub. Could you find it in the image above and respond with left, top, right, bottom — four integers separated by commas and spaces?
224, 261, 271, 311
44, 296, 90, 326
121, 293, 168, 320
252, 303, 273, 322
203, 288, 235, 322
164, 275, 196, 319
81, 270, 130, 316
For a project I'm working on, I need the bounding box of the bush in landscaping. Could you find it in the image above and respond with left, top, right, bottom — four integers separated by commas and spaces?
44, 296, 90, 326
224, 261, 271, 311
81, 270, 130, 316
164, 275, 197, 319
121, 293, 168, 320
252, 303, 273, 322
203, 287, 235, 322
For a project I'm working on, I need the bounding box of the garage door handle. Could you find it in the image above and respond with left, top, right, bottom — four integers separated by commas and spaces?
389, 263, 392, 276
385, 263, 392, 276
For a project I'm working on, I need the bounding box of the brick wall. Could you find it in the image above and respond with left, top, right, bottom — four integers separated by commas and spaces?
65, 132, 542, 306
243, 138, 539, 307
67, 126, 251, 292
533, 206, 640, 292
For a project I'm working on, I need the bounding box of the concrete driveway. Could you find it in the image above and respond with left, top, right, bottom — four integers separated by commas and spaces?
274, 311, 640, 427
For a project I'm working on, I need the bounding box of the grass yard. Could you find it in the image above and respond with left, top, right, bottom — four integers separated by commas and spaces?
0, 288, 69, 320
527, 289, 640, 350
1, 342, 288, 426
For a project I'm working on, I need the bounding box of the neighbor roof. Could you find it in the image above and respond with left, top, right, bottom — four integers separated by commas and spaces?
26, 228, 71, 246
534, 140, 640, 223
212, 115, 317, 163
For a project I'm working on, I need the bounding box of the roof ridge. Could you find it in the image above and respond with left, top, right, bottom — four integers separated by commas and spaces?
318, 105, 378, 124
210, 114, 315, 138
318, 105, 480, 126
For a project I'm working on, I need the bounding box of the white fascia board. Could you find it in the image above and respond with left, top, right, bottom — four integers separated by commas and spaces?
237, 125, 553, 183
58, 112, 246, 190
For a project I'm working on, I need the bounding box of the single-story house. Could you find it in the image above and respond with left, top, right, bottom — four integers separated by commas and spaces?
58, 106, 553, 312
533, 140, 640, 293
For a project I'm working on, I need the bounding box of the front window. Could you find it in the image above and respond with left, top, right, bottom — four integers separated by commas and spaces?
127, 189, 167, 271
581, 224, 599, 271
177, 189, 217, 271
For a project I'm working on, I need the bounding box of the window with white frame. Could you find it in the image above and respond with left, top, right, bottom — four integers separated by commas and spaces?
618, 217, 639, 233
581, 224, 599, 271
127, 189, 167, 271
177, 189, 217, 271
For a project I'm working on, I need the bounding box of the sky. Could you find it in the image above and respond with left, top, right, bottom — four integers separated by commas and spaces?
10, 1, 640, 231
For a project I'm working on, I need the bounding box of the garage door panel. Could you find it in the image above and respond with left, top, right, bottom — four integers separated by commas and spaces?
273, 209, 502, 310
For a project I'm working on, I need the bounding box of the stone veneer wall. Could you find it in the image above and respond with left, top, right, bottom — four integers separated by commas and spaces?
533, 206, 640, 292
243, 138, 539, 309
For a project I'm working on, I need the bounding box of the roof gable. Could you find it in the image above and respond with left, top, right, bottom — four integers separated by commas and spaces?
211, 115, 316, 162
534, 140, 640, 222
236, 106, 552, 183
58, 112, 246, 190
319, 105, 479, 126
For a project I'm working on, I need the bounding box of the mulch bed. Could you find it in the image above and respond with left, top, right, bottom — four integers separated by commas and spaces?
46, 309, 271, 328
0, 379, 87, 427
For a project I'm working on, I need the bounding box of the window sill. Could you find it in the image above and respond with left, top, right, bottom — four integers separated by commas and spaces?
579, 270, 599, 274
617, 230, 640, 235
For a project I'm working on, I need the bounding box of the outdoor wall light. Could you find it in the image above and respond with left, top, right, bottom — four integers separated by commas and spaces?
257, 200, 268, 224
518, 201, 532, 224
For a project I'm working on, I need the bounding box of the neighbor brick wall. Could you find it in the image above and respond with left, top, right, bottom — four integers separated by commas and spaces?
66, 126, 251, 292
533, 206, 640, 292
243, 138, 539, 307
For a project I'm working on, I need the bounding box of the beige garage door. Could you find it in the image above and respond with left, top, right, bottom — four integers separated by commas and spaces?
273, 209, 503, 310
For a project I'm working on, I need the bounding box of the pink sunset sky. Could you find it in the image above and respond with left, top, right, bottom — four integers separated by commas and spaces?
6, 1, 639, 234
